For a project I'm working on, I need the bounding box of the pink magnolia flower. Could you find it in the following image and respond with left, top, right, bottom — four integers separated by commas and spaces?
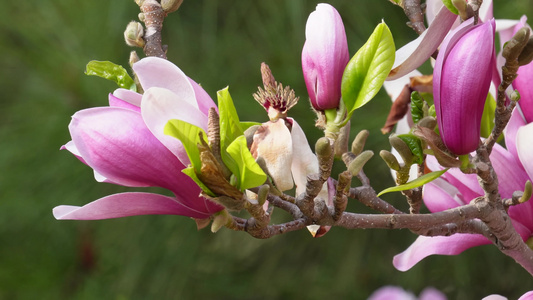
433, 18, 496, 155
368, 286, 446, 300
53, 57, 223, 221
393, 109, 533, 271
302, 3, 349, 111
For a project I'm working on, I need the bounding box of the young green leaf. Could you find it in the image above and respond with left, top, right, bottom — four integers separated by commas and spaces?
217, 87, 245, 178
164, 119, 206, 173
442, 0, 459, 15
397, 134, 424, 165
218, 87, 244, 149
226, 136, 267, 190
85, 61, 136, 91
341, 21, 395, 116
377, 168, 448, 196
410, 91, 424, 124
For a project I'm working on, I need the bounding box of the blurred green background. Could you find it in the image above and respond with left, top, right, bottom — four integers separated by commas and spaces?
1, 0, 532, 299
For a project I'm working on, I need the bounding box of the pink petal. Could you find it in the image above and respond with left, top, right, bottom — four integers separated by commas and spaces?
504, 108, 528, 163
393, 234, 490, 271
419, 288, 447, 300
108, 93, 141, 112
387, 5, 457, 80
423, 178, 465, 212
367, 286, 415, 300
53, 192, 213, 220
188, 78, 218, 116
518, 291, 533, 300
491, 143, 530, 198
133, 57, 198, 109
426, 156, 483, 201
69, 107, 187, 191
112, 88, 142, 107
141, 87, 209, 166
517, 123, 533, 181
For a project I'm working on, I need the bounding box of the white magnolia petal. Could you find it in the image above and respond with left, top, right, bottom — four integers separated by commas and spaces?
141, 87, 209, 165
388, 6, 458, 80
133, 57, 198, 109
252, 120, 294, 191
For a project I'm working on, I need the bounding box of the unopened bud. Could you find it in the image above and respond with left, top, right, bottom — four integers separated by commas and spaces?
124, 21, 145, 48
257, 184, 270, 206
244, 125, 260, 148
211, 210, 232, 233
380, 150, 400, 171
518, 31, 533, 66
520, 180, 532, 203
417, 116, 437, 130
316, 137, 333, 160
161, 0, 183, 13
348, 150, 374, 176
511, 90, 521, 102
351, 130, 369, 156
389, 135, 413, 165
503, 27, 530, 61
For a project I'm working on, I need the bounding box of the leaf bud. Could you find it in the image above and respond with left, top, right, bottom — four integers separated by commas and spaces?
124, 21, 145, 48
315, 137, 333, 160
161, 0, 183, 14
379, 150, 400, 171
389, 135, 413, 165
211, 210, 232, 233
348, 150, 374, 176
351, 129, 369, 156
417, 116, 437, 130
520, 180, 532, 203
518, 30, 533, 66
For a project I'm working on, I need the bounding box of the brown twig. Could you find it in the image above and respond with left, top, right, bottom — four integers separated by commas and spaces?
140, 0, 167, 58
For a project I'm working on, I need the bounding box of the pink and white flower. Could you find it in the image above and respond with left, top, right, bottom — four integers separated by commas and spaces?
53, 57, 223, 221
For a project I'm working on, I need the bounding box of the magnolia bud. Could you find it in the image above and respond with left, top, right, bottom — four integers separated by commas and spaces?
351, 130, 369, 156
518, 31, 533, 66
124, 21, 145, 48
315, 137, 333, 159
520, 180, 532, 203
211, 210, 231, 233
389, 136, 413, 165
161, 0, 183, 13
380, 150, 400, 171
348, 150, 374, 176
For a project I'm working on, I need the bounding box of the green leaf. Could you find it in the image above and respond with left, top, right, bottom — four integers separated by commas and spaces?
225, 136, 267, 190
182, 167, 216, 197
480, 93, 496, 138
164, 119, 206, 173
217, 87, 244, 177
442, 0, 459, 15
218, 87, 244, 149
377, 168, 448, 197
397, 134, 424, 165
85, 61, 136, 91
341, 21, 395, 116
410, 91, 424, 124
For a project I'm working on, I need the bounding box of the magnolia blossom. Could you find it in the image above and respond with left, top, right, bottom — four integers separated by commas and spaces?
53, 57, 223, 221
393, 108, 533, 271
302, 3, 349, 110
433, 18, 496, 155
